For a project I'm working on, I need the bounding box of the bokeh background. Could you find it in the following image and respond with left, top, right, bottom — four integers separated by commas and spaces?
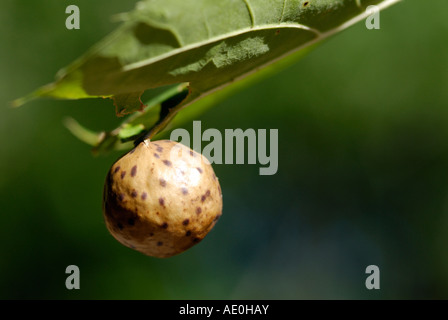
1, 0, 448, 299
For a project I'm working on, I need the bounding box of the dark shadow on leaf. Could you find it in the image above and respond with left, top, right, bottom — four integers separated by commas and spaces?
134, 22, 181, 48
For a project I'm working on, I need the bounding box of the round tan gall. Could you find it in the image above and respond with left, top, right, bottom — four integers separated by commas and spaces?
102, 140, 223, 258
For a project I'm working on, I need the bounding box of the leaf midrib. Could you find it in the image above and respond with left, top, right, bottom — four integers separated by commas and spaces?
123, 22, 320, 72
123, 0, 401, 73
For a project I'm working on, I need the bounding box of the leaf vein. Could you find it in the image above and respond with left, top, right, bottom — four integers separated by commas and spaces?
280, 0, 287, 23
242, 0, 255, 27
203, 11, 212, 38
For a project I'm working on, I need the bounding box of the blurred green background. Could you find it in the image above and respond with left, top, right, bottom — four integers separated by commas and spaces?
1, 0, 448, 299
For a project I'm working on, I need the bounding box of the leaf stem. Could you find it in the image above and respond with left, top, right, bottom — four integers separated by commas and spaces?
137, 86, 191, 144
64, 117, 103, 146
119, 83, 189, 129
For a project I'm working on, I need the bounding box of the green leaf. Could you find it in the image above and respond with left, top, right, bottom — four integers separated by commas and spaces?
14, 0, 400, 108
15, 0, 401, 153
112, 92, 145, 116
118, 123, 145, 140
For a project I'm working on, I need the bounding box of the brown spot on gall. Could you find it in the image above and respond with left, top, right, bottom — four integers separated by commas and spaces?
181, 188, 189, 195
157, 146, 163, 153
141, 192, 147, 200
161, 222, 168, 229
186, 230, 192, 237
193, 238, 201, 243
121, 171, 126, 179
196, 207, 202, 215
117, 222, 124, 230
183, 219, 190, 226
114, 166, 120, 174
160, 179, 167, 187
163, 160, 172, 167
131, 190, 138, 198
201, 190, 211, 202
118, 193, 125, 202
128, 218, 135, 226
157, 241, 163, 246
131, 165, 137, 177
159, 198, 165, 206
196, 167, 203, 174
154, 153, 160, 159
